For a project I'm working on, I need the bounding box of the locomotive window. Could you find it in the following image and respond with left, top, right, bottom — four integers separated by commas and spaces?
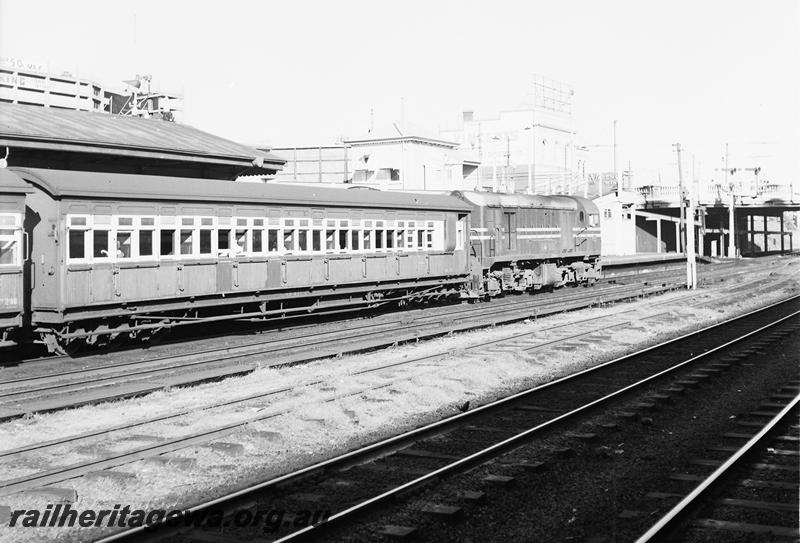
268, 230, 280, 252
117, 232, 132, 258
139, 230, 153, 257
160, 230, 175, 256
326, 229, 336, 251
579, 211, 585, 222
590, 214, 599, 227
180, 230, 194, 255
68, 230, 85, 260
338, 229, 348, 251
218, 230, 231, 253
94, 230, 110, 258
199, 229, 212, 255
252, 230, 263, 253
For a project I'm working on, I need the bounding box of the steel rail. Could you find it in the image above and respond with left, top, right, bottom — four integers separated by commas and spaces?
635, 392, 800, 543
0, 281, 669, 405
93, 295, 800, 543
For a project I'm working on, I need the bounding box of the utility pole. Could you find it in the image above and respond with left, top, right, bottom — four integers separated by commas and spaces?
613, 120, 620, 193
675, 143, 696, 289
724, 143, 736, 258
674, 143, 685, 253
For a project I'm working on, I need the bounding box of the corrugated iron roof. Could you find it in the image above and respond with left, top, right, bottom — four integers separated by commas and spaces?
0, 103, 285, 171
11, 168, 472, 212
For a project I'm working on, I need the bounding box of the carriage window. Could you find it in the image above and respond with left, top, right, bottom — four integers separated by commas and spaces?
0, 226, 17, 265
182, 217, 194, 226
268, 230, 279, 252
160, 230, 175, 256
93, 230, 110, 258
312, 230, 322, 252
363, 230, 372, 250
397, 228, 405, 249
117, 231, 132, 258
326, 229, 336, 251
351, 230, 359, 252
199, 229, 212, 255
375, 229, 384, 250
252, 229, 263, 253
68, 230, 85, 260
218, 230, 230, 254
298, 230, 308, 251
338, 229, 348, 251
139, 230, 153, 257
235, 229, 249, 254
283, 229, 295, 252
180, 230, 193, 255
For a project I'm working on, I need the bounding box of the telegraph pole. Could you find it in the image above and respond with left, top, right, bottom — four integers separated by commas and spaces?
675, 143, 696, 289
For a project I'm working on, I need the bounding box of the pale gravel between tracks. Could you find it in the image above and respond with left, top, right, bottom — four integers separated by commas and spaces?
1, 257, 798, 542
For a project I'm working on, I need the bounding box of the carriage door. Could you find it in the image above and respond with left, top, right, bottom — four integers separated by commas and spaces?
504, 211, 517, 252
216, 218, 235, 291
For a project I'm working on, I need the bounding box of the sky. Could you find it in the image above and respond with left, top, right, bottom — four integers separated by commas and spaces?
1, 0, 798, 183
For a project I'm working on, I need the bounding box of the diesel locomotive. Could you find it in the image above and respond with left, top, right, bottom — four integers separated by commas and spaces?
0, 166, 600, 353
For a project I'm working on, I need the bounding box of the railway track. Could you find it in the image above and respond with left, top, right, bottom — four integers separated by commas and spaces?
0, 277, 671, 420
0, 286, 710, 495
637, 388, 799, 542
0, 258, 788, 421
85, 294, 800, 542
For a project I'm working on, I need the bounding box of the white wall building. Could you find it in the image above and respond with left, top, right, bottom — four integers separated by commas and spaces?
267, 136, 480, 192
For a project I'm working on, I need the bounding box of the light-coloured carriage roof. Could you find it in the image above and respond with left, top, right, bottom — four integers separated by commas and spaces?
0, 168, 33, 193
452, 191, 597, 212
11, 168, 471, 212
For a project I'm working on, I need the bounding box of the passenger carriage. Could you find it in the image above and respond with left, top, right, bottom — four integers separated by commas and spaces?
451, 191, 601, 295
0, 169, 32, 347
10, 167, 472, 352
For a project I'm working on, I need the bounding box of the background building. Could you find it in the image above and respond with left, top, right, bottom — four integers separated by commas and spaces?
0, 57, 182, 120
265, 135, 479, 192
440, 76, 581, 195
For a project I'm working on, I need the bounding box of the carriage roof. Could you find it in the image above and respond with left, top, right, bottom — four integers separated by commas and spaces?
11, 168, 471, 212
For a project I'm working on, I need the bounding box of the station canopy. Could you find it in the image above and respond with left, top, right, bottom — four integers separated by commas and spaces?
0, 103, 285, 180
